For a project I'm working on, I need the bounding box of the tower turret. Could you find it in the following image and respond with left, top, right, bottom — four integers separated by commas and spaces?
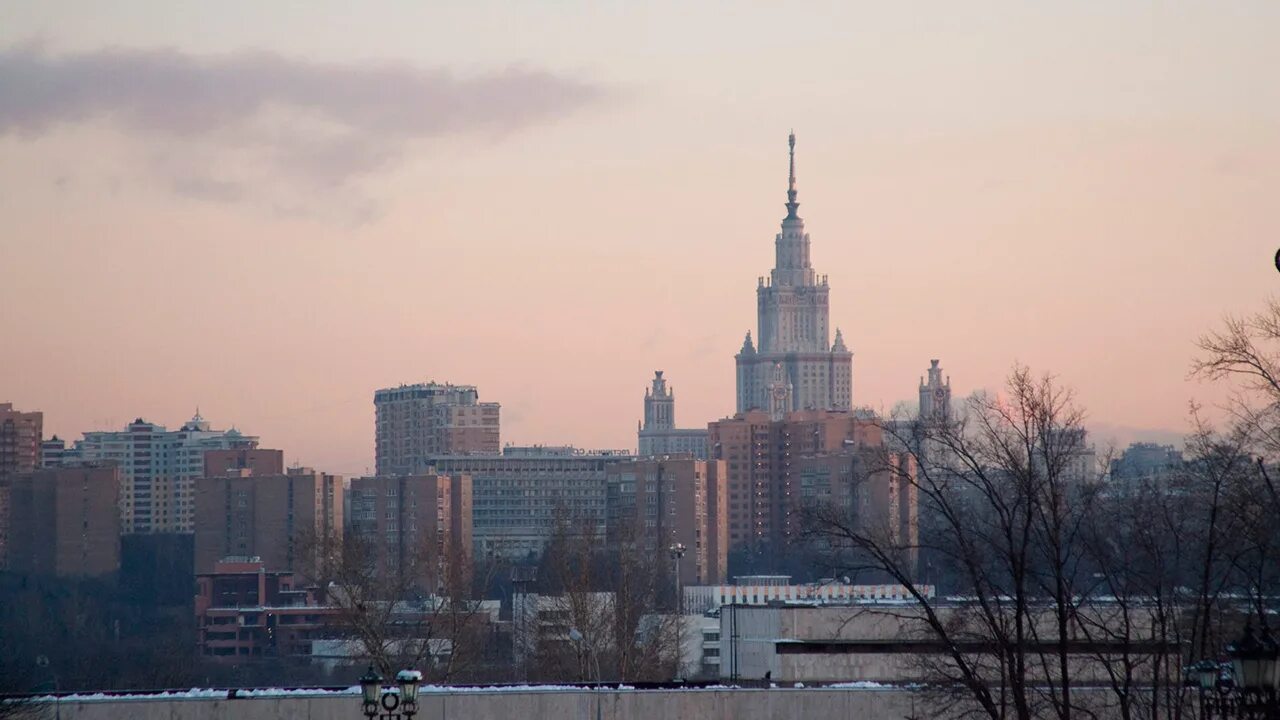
642, 370, 675, 431
919, 359, 952, 423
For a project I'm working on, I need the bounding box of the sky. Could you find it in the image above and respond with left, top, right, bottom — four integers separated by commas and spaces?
2, 1, 1278, 475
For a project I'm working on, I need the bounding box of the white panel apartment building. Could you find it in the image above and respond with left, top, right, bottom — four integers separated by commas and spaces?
64, 413, 258, 534
428, 445, 633, 559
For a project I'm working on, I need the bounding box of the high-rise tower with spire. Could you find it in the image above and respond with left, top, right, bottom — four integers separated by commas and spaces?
735, 133, 853, 416
637, 370, 709, 458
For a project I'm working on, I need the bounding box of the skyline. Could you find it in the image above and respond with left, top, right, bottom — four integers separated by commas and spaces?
3, 2, 1278, 475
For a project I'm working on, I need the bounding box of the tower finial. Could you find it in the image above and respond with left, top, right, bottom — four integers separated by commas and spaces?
786, 131, 799, 219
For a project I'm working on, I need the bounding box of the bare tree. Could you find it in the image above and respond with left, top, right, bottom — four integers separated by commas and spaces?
527, 514, 678, 682
1193, 298, 1280, 514
1192, 301, 1280, 630
301, 528, 496, 680
804, 366, 1114, 720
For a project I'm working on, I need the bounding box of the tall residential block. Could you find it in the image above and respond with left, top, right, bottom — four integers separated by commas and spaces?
430, 445, 633, 559
374, 383, 500, 476
735, 134, 853, 417
636, 371, 709, 459
57, 412, 259, 534
194, 465, 343, 575
0, 403, 43, 475
347, 474, 473, 594
0, 465, 122, 577
606, 457, 728, 586
709, 409, 916, 569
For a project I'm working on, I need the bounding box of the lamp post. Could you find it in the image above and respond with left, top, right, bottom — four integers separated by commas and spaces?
1190, 622, 1280, 720
358, 666, 422, 719
568, 627, 601, 682
669, 542, 687, 682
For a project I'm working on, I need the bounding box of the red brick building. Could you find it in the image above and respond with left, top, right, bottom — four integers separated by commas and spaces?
203, 447, 284, 478
195, 557, 337, 661
708, 409, 916, 570
0, 465, 121, 576
347, 474, 473, 594
194, 465, 343, 575
605, 457, 728, 585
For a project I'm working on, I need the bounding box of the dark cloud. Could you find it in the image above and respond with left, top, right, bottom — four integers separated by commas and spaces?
0, 43, 606, 216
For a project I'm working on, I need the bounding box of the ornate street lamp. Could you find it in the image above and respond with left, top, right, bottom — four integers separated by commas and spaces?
358, 666, 421, 719
1192, 622, 1280, 720
1228, 623, 1279, 719
359, 666, 383, 719
396, 669, 423, 717
1192, 659, 1220, 694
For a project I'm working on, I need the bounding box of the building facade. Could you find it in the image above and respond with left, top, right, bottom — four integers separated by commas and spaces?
605, 457, 728, 586
0, 402, 42, 475
203, 448, 285, 478
708, 409, 916, 567
0, 465, 121, 576
40, 436, 70, 468
195, 557, 337, 661
735, 134, 853, 417
374, 383, 501, 476
58, 412, 259, 534
1109, 442, 1184, 493
347, 474, 473, 594
636, 371, 709, 459
429, 445, 633, 559
194, 465, 344, 575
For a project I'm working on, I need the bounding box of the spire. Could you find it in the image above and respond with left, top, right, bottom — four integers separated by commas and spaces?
832, 328, 847, 352
785, 130, 799, 219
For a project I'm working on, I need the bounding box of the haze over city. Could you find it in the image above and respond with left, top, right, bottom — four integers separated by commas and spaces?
3, 1, 1278, 476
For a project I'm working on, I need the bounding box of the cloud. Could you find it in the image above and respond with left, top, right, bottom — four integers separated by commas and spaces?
0, 43, 606, 218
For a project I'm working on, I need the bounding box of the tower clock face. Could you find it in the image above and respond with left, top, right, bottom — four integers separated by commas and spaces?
934, 388, 945, 401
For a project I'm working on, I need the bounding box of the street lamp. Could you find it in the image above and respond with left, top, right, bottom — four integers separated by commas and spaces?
669, 542, 687, 682
396, 670, 422, 717
568, 627, 601, 682
1191, 622, 1280, 720
359, 666, 382, 718
1229, 623, 1279, 718
358, 666, 422, 719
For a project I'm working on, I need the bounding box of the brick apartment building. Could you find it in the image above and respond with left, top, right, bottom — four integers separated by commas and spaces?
347, 474, 473, 594
203, 447, 285, 477
0, 465, 121, 576
194, 463, 343, 575
708, 409, 917, 570
195, 557, 337, 661
374, 383, 500, 476
605, 457, 728, 586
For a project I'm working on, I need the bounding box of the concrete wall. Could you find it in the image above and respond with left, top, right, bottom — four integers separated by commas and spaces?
35, 687, 928, 720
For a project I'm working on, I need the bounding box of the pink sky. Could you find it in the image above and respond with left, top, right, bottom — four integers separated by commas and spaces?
2, 2, 1278, 474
